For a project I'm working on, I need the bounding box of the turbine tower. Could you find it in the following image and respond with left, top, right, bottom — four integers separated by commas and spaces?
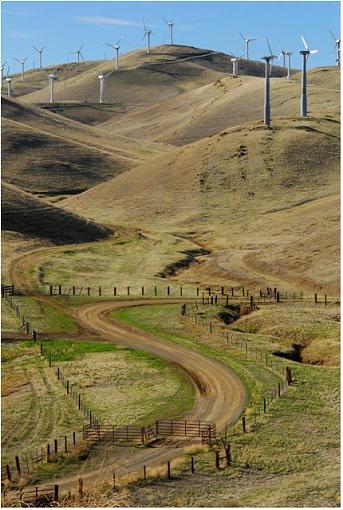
14, 56, 28, 81
231, 58, 238, 77
98, 71, 113, 103
239, 32, 257, 60
48, 73, 56, 103
143, 21, 153, 54
106, 39, 122, 70
1, 61, 7, 84
286, 51, 292, 80
32, 45, 46, 69
300, 36, 318, 117
5, 66, 12, 97
164, 18, 175, 45
70, 43, 85, 63
329, 29, 340, 66
261, 38, 277, 128
278, 46, 287, 67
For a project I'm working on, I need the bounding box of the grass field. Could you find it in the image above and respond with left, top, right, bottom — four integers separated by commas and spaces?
110, 303, 340, 507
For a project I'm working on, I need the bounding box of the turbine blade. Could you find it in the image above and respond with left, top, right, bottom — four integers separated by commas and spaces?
309, 49, 318, 55
79, 43, 84, 51
116, 39, 122, 45
106, 43, 114, 48
239, 32, 247, 41
266, 37, 273, 56
14, 57, 21, 63
329, 29, 337, 41
301, 35, 309, 50
32, 45, 38, 51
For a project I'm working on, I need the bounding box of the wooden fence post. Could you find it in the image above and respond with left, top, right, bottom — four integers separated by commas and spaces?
225, 445, 231, 467
196, 287, 199, 296
54, 485, 59, 502
72, 286, 76, 296
113, 472, 116, 489
242, 286, 245, 296
47, 444, 50, 462
64, 436, 68, 453
226, 295, 229, 306
180, 286, 183, 296
325, 294, 327, 305
54, 439, 58, 454
276, 292, 280, 303
314, 293, 318, 304
278, 382, 281, 397
15, 455, 21, 476
58, 285, 62, 295
78, 478, 83, 496
143, 465, 147, 480
127, 286, 130, 296
263, 397, 267, 413
154, 286, 157, 296
242, 416, 246, 433
167, 461, 171, 479
87, 287, 90, 296
215, 450, 220, 469
5, 464, 11, 481
231, 287, 234, 296
142, 286, 144, 296
66, 380, 69, 394
191, 456, 195, 474
167, 286, 170, 296
113, 287, 117, 296
98, 286, 102, 296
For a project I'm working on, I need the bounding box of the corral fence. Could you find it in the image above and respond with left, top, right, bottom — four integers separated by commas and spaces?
19, 484, 59, 507
83, 419, 216, 445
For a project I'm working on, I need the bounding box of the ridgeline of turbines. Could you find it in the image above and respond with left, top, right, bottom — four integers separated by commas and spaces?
1, 23, 340, 129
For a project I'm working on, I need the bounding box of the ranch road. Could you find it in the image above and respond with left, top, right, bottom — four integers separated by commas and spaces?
18, 298, 246, 494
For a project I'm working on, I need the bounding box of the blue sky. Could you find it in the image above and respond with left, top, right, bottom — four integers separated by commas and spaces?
1, 1, 340, 70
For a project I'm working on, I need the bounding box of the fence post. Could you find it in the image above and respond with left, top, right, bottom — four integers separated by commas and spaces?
78, 478, 83, 496
167, 286, 170, 296
278, 382, 281, 397
54, 485, 59, 502
73, 432, 76, 446
72, 286, 76, 296
242, 286, 245, 296
154, 286, 157, 296
5, 464, 11, 481
325, 294, 327, 305
78, 394, 81, 410
143, 465, 147, 480
314, 293, 318, 304
127, 286, 130, 296
167, 461, 171, 479
113, 286, 117, 296
64, 436, 68, 453
89, 410, 92, 426
225, 445, 231, 467
142, 286, 144, 296
263, 397, 267, 413
191, 456, 195, 474
113, 472, 116, 490
180, 286, 183, 296
226, 295, 229, 306
66, 380, 69, 394
87, 287, 90, 296
285, 366, 293, 385
242, 416, 246, 433
54, 439, 58, 454
47, 444, 50, 462
215, 450, 220, 469
276, 292, 280, 303
15, 455, 21, 476
197, 287, 199, 297
58, 285, 62, 295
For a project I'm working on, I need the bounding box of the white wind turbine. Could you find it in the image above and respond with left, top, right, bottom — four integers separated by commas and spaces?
14, 56, 28, 81
106, 39, 122, 70
70, 43, 85, 63
231, 57, 238, 77
300, 35, 319, 117
47, 73, 56, 103
98, 70, 114, 103
32, 45, 46, 69
262, 38, 277, 128
164, 18, 175, 45
1, 61, 7, 84
239, 32, 257, 60
277, 45, 288, 68
286, 51, 293, 80
5, 67, 12, 97
329, 29, 340, 66
143, 20, 153, 54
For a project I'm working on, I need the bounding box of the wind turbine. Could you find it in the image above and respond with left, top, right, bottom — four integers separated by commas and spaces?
261, 38, 277, 128
231, 58, 238, 77
329, 29, 340, 66
14, 56, 28, 81
70, 43, 85, 63
1, 61, 7, 84
286, 51, 292, 80
164, 18, 175, 45
98, 70, 114, 103
5, 67, 12, 97
300, 36, 318, 117
143, 21, 153, 54
239, 32, 257, 60
278, 46, 287, 68
47, 73, 56, 103
32, 45, 46, 69
106, 39, 122, 70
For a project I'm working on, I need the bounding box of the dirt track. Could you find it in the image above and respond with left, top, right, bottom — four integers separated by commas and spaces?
8, 250, 246, 492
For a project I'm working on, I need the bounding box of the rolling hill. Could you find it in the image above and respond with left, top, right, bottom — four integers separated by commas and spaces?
2, 181, 111, 244
1, 97, 168, 198
61, 114, 340, 293
98, 66, 340, 145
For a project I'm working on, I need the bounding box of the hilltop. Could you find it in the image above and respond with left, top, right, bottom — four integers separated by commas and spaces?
2, 182, 111, 244
1, 97, 168, 198
13, 45, 288, 124
61, 115, 339, 293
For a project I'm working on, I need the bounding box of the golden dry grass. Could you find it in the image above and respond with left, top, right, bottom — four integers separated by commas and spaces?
61, 114, 339, 293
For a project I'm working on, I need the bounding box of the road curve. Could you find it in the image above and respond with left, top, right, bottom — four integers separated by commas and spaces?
25, 298, 246, 493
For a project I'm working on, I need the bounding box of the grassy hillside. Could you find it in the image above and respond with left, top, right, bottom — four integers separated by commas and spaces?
2, 182, 111, 244
1, 98, 167, 198
17, 46, 288, 122
61, 115, 339, 293
99, 67, 339, 145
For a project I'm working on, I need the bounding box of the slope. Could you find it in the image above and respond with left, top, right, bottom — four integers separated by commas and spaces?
2, 182, 111, 244
61, 114, 339, 293
18, 45, 288, 125
98, 66, 340, 145
1, 98, 168, 198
